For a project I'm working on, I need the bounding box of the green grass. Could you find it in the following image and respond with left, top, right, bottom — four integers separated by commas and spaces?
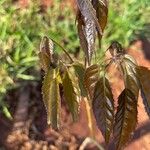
102, 0, 150, 48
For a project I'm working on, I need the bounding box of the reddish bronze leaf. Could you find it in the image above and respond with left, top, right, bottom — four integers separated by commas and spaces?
76, 0, 103, 65
121, 54, 139, 99
92, 0, 108, 46
138, 66, 150, 117
62, 70, 79, 121
77, 12, 90, 65
114, 89, 138, 150
84, 64, 99, 99
76, 0, 102, 35
93, 77, 114, 143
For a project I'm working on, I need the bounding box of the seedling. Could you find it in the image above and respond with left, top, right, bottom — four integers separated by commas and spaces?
39, 1, 150, 149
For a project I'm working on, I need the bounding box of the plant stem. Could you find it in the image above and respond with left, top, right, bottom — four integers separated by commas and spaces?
50, 38, 74, 63
84, 97, 95, 139
79, 137, 104, 150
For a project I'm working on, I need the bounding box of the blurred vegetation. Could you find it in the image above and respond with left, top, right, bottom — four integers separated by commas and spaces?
0, 0, 150, 117
102, 0, 150, 48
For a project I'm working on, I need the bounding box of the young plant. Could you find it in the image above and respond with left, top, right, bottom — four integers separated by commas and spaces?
39, 0, 150, 149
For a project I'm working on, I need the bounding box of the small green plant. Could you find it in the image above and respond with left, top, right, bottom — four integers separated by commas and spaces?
40, 0, 150, 149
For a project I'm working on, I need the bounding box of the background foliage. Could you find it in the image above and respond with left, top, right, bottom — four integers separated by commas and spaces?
103, 0, 150, 48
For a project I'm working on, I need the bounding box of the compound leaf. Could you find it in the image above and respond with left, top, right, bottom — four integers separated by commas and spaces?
93, 77, 114, 143
62, 70, 79, 121
114, 89, 138, 150
42, 69, 61, 129
112, 51, 139, 149
108, 42, 139, 99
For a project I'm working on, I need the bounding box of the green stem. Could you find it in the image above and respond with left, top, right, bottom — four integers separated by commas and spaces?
50, 38, 74, 63
84, 97, 95, 139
